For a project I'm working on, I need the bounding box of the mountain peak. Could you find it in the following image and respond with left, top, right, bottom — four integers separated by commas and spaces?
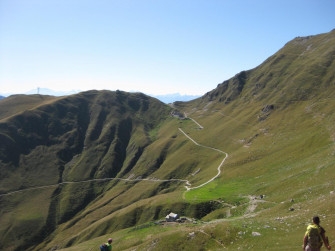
186, 28, 335, 108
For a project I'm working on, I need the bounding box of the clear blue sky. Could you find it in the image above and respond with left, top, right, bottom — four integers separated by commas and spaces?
1, 0, 334, 96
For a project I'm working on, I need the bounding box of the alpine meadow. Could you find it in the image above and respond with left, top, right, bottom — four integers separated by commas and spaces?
0, 29, 335, 251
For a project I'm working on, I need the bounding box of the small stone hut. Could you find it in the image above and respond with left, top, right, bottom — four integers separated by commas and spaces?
165, 212, 179, 222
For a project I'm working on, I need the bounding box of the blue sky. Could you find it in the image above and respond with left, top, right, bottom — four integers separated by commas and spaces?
1, 0, 334, 96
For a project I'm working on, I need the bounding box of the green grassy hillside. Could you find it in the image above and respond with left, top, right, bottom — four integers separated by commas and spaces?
1, 29, 335, 251
0, 90, 176, 250
0, 94, 58, 121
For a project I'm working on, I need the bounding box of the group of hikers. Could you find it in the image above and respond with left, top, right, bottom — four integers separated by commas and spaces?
100, 216, 331, 250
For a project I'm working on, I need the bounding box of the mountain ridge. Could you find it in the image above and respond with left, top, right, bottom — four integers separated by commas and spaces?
0, 90, 201, 104
1, 29, 335, 251
190, 29, 335, 107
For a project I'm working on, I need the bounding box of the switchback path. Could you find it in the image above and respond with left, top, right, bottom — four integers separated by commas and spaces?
178, 128, 228, 191
0, 115, 227, 197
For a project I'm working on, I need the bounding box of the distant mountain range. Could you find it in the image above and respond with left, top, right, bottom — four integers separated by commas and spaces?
0, 89, 200, 103
151, 93, 200, 103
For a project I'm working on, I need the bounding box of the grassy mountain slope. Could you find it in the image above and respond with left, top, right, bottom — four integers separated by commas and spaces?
170, 29, 335, 249
0, 94, 58, 121
1, 29, 335, 251
64, 29, 335, 250
0, 90, 181, 250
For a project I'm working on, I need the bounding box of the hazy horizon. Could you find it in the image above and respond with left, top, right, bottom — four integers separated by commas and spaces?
0, 87, 201, 104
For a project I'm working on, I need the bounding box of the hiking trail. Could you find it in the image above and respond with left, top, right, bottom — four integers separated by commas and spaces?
0, 114, 227, 197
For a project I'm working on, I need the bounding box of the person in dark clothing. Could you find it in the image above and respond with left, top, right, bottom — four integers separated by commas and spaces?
100, 238, 113, 251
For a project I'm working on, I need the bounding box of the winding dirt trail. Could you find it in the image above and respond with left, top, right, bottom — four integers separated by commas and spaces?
0, 115, 227, 198
181, 112, 228, 190
178, 128, 228, 191
0, 177, 190, 198
184, 112, 204, 129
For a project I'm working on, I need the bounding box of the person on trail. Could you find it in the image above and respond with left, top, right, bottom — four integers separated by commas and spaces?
100, 238, 113, 251
303, 216, 331, 251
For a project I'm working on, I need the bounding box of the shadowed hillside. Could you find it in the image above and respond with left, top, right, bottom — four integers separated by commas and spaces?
0, 90, 176, 250
1, 29, 335, 251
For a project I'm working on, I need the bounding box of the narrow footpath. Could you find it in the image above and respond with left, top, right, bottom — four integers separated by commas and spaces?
0, 115, 227, 197
178, 127, 228, 191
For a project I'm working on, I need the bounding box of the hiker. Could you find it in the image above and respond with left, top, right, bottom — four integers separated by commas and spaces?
100, 238, 113, 251
303, 216, 331, 251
